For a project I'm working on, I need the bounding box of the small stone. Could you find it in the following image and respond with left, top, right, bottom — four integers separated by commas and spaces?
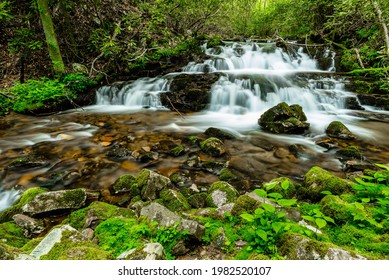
12, 214, 45, 237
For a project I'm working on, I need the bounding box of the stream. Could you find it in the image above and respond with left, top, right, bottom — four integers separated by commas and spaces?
1, 41, 389, 210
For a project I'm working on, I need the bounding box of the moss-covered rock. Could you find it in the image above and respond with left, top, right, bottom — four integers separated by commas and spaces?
187, 193, 208, 209
301, 166, 352, 202
111, 174, 140, 195
67, 201, 135, 230
0, 187, 47, 223
0, 241, 24, 260
0, 221, 30, 248
231, 194, 260, 216
22, 188, 87, 216
200, 137, 226, 157
325, 121, 356, 140
169, 145, 187, 157
335, 146, 362, 161
138, 169, 171, 201
117, 242, 166, 260
320, 195, 364, 224
206, 181, 239, 208
159, 189, 190, 212
204, 127, 236, 140
277, 232, 366, 260
263, 177, 296, 199
40, 229, 113, 260
219, 168, 238, 182
258, 102, 310, 134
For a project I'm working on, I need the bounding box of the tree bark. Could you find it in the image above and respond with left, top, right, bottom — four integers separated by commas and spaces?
36, 0, 65, 74
371, 0, 389, 56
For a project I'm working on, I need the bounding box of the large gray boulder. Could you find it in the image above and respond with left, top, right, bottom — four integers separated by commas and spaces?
140, 202, 204, 241
259, 102, 310, 134
137, 169, 170, 201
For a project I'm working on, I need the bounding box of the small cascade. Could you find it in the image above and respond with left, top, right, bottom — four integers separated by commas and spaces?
0, 188, 21, 212
96, 77, 169, 108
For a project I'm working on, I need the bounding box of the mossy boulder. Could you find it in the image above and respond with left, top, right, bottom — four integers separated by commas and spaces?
325, 121, 356, 139
320, 195, 365, 224
206, 181, 239, 208
137, 169, 171, 201
22, 188, 88, 216
187, 193, 208, 209
159, 189, 190, 212
6, 155, 49, 170
301, 166, 352, 202
335, 146, 362, 161
40, 228, 113, 260
169, 145, 187, 157
263, 177, 296, 199
231, 194, 261, 216
204, 127, 236, 140
111, 174, 140, 195
12, 214, 45, 237
219, 168, 238, 182
67, 201, 135, 230
258, 102, 310, 134
277, 232, 366, 260
0, 221, 30, 248
0, 187, 47, 223
200, 137, 226, 157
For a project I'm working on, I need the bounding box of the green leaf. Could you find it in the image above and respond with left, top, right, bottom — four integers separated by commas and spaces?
240, 213, 254, 222
267, 192, 283, 200
321, 190, 332, 195
254, 189, 267, 198
354, 202, 365, 210
323, 216, 335, 224
375, 163, 389, 171
264, 182, 277, 191
256, 229, 268, 241
281, 180, 290, 190
277, 211, 286, 219
315, 218, 327, 229
302, 215, 315, 222
254, 207, 265, 216
261, 203, 276, 214
361, 198, 370, 203
277, 199, 297, 207
272, 222, 283, 234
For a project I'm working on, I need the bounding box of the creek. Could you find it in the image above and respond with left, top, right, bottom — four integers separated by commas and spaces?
1, 41, 389, 210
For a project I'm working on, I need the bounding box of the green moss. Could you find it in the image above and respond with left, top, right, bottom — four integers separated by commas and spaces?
187, 193, 208, 209
336, 146, 362, 160
94, 217, 152, 257
67, 201, 135, 230
159, 189, 190, 212
40, 230, 113, 260
0, 241, 24, 260
112, 174, 140, 195
320, 195, 361, 224
0, 221, 30, 248
169, 145, 186, 157
200, 137, 225, 157
231, 195, 260, 216
185, 136, 200, 146
57, 188, 86, 206
21, 237, 44, 254
0, 187, 47, 223
206, 181, 239, 207
301, 166, 352, 202
219, 168, 238, 182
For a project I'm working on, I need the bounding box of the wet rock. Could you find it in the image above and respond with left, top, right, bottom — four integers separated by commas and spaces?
12, 214, 45, 237
344, 160, 375, 172
183, 155, 202, 169
357, 94, 389, 110
169, 145, 187, 157
288, 144, 316, 159
7, 155, 49, 170
204, 127, 237, 140
343, 96, 365, 110
231, 194, 261, 216
325, 121, 356, 140
132, 150, 159, 163
140, 202, 204, 240
315, 138, 338, 150
200, 137, 226, 157
201, 160, 226, 174
22, 188, 88, 217
117, 243, 166, 260
278, 233, 367, 260
301, 166, 352, 202
219, 168, 238, 182
250, 137, 275, 151
187, 193, 208, 209
258, 102, 310, 134
335, 146, 363, 161
159, 189, 190, 212
138, 169, 170, 201
111, 174, 140, 195
160, 73, 221, 112
106, 144, 132, 159
170, 171, 192, 187
206, 181, 239, 208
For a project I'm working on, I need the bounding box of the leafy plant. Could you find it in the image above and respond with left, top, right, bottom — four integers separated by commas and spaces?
152, 223, 189, 260
302, 208, 335, 229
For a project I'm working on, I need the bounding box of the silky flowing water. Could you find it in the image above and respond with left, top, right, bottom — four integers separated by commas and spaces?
1, 41, 389, 209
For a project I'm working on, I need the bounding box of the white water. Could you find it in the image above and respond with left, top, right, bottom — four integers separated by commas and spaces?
0, 188, 21, 212
94, 41, 373, 138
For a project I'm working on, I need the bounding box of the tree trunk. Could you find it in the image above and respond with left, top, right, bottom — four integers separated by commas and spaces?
36, 0, 65, 74
371, 0, 389, 57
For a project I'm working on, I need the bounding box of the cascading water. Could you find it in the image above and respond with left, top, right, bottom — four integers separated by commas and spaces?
0, 188, 21, 212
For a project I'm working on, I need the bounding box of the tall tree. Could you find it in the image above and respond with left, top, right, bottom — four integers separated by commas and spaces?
36, 0, 65, 74
370, 0, 389, 56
